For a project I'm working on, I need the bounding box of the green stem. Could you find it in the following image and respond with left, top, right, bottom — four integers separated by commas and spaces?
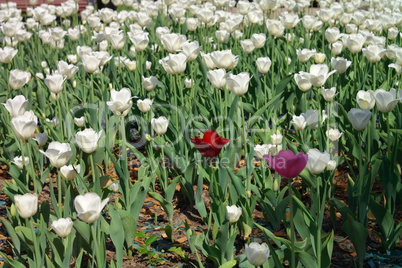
288, 178, 296, 268
26, 218, 42, 268
120, 116, 130, 208
57, 171, 63, 216
91, 223, 103, 268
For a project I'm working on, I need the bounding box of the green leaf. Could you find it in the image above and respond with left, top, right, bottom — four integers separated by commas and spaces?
0, 252, 26, 268
15, 226, 34, 248
117, 210, 136, 247
109, 205, 124, 268
219, 260, 237, 268
342, 215, 368, 268
73, 219, 91, 244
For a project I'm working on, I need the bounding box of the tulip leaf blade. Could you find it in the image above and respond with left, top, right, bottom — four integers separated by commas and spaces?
0, 252, 26, 268
108, 205, 124, 268
219, 259, 237, 268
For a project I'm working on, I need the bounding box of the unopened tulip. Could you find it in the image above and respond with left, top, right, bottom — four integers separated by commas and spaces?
345, 33, 366, 53
326, 160, 337, 171
313, 53, 326, 64
374, 88, 398, 113
216, 30, 230, 43
226, 205, 242, 223
210, 50, 239, 69
331, 41, 343, 55
2, 95, 28, 117
321, 87, 337, 101
302, 110, 325, 130
9, 69, 31, 90
109, 180, 120, 192
151, 116, 169, 135
240, 39, 255, 54
181, 41, 201, 61
207, 69, 227, 89
292, 114, 307, 130
362, 45, 385, 63
51, 218, 73, 238
33, 132, 48, 147
245, 242, 270, 266
74, 192, 109, 224
331, 57, 352, 74
40, 141, 73, 168
60, 164, 81, 181
14, 193, 38, 218
81, 54, 101, 74
294, 72, 312, 92
107, 88, 133, 117
159, 53, 187, 75
45, 73, 65, 95
76, 128, 102, 154
11, 111, 38, 141
265, 19, 284, 38
347, 108, 371, 131
226, 72, 251, 96
325, 27, 341, 44
271, 133, 282, 145
263, 149, 308, 178
128, 32, 149, 52
250, 33, 266, 48
137, 98, 153, 112
142, 76, 162, 91
356, 90, 375, 110
255, 57, 271, 74
254, 144, 270, 159
326, 128, 343, 141
160, 33, 187, 53
74, 116, 85, 127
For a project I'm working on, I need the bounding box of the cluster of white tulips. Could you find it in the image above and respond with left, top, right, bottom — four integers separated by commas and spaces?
0, 0, 402, 267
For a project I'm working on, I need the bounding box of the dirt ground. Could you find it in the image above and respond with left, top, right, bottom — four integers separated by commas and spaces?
0, 162, 401, 267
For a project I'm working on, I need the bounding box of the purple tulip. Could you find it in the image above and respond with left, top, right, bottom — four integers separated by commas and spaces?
263, 150, 308, 178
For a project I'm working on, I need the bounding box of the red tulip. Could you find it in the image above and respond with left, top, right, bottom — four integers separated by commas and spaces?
263, 150, 308, 178
192, 130, 230, 158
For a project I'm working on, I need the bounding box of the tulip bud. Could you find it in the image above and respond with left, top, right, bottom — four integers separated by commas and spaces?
347, 108, 371, 131
145, 61, 152, 70
326, 128, 343, 141
14, 193, 38, 218
226, 205, 242, 223
184, 78, 193, 88
137, 98, 153, 113
313, 52, 326, 64
51, 218, 73, 238
321, 87, 337, 101
273, 178, 280, 192
76, 128, 102, 154
74, 192, 109, 224
109, 180, 120, 192
245, 242, 270, 266
151, 116, 169, 135
60, 164, 80, 181
326, 160, 337, 171
33, 132, 48, 146
271, 133, 282, 145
